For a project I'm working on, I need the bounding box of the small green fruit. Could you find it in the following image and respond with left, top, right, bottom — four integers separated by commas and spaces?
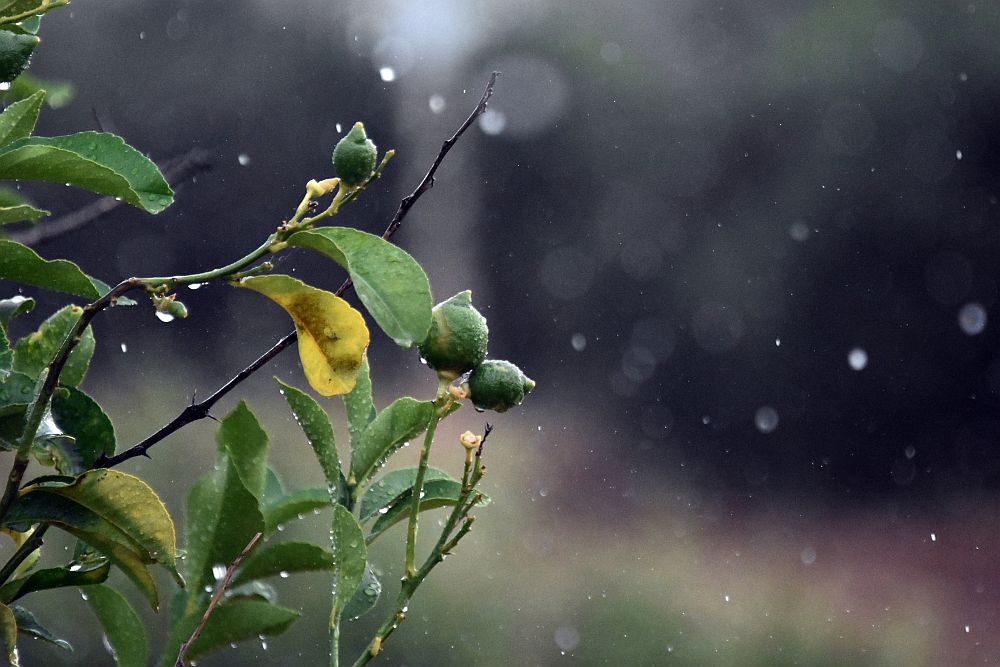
165, 299, 189, 319
333, 121, 377, 187
418, 290, 488, 381
465, 360, 535, 413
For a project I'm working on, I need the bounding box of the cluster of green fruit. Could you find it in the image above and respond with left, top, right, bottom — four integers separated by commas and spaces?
418, 291, 534, 412
330, 124, 535, 413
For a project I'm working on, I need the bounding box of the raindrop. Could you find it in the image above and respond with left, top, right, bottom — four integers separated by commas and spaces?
139, 31, 146, 40
956, 149, 963, 160
600, 41, 623, 64
378, 507, 389, 515
478, 108, 507, 136
378, 66, 396, 82
80, 592, 88, 601
789, 221, 811, 241
187, 282, 206, 290
724, 594, 731, 602
754, 406, 779, 434
800, 547, 817, 565
553, 625, 581, 652
848, 347, 868, 371
69, 564, 83, 572
211, 564, 226, 580
958, 302, 987, 335
965, 624, 971, 633
931, 532, 937, 542
155, 311, 175, 323
571, 333, 587, 351
335, 122, 342, 133
237, 154, 250, 166
0, 83, 10, 92
120, 343, 127, 353
279, 571, 290, 579
904, 445, 916, 459
428, 95, 446, 113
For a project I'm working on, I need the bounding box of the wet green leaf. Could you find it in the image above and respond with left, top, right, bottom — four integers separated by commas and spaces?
330, 504, 366, 627
342, 564, 381, 621
261, 486, 330, 534
368, 479, 490, 542
343, 355, 375, 445
50, 386, 116, 470
12, 304, 94, 387
275, 378, 340, 500
11, 605, 71, 651
0, 560, 109, 602
0, 89, 41, 146
83, 584, 147, 667
184, 599, 299, 661
215, 401, 268, 501
240, 275, 369, 396
26, 470, 177, 580
358, 467, 454, 522
231, 542, 334, 587
183, 402, 267, 599
349, 397, 435, 487
0, 26, 38, 83
287, 227, 432, 348
0, 132, 173, 213
0, 295, 33, 331
0, 241, 106, 299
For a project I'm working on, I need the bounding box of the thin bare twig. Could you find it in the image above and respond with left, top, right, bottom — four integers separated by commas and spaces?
100, 72, 500, 469
175, 531, 263, 667
9, 147, 213, 246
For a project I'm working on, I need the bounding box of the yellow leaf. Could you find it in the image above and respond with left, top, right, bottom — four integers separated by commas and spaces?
240, 275, 370, 396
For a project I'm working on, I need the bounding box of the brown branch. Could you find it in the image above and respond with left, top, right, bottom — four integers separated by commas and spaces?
8, 147, 213, 246
98, 72, 500, 469
175, 531, 262, 667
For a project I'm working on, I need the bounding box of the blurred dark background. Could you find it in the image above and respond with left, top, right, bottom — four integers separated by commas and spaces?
4, 0, 1000, 665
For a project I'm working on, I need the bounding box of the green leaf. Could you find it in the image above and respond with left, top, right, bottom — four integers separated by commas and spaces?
358, 467, 455, 522
11, 605, 71, 651
0, 89, 42, 146
342, 564, 381, 621
4, 483, 169, 609
368, 479, 489, 542
0, 240, 105, 299
240, 275, 369, 397
349, 397, 435, 487
224, 580, 276, 605
330, 504, 366, 627
83, 584, 147, 667
262, 467, 284, 505
25, 470, 177, 579
185, 599, 299, 661
183, 403, 268, 598
0, 203, 46, 224
261, 486, 330, 534
343, 355, 375, 445
0, 132, 173, 213
0, 602, 15, 663
275, 379, 341, 500
287, 227, 432, 348
0, 26, 38, 83
0, 329, 9, 378
231, 542, 334, 587
50, 386, 116, 469
0, 295, 32, 330
0, 560, 109, 602
215, 401, 268, 501
13, 304, 95, 387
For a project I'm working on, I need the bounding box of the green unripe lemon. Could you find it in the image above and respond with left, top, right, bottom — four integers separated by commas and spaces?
333, 121, 377, 187
418, 290, 488, 381
465, 360, 535, 413
165, 299, 189, 319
